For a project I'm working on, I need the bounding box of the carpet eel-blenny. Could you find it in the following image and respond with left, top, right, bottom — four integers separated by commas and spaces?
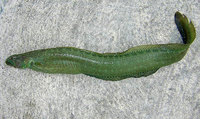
6, 12, 196, 81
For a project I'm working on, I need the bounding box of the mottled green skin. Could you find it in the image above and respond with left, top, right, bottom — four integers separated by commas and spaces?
6, 12, 196, 81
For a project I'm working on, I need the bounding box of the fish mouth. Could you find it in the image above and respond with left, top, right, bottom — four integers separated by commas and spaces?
5, 55, 22, 68
5, 55, 29, 68
6, 57, 14, 66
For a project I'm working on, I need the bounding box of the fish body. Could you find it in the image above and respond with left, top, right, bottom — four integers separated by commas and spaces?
6, 12, 196, 81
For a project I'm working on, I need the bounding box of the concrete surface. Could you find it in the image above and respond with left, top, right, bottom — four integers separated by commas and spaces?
0, 0, 200, 119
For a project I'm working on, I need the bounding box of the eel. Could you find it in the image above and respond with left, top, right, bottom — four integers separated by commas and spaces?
5, 12, 196, 81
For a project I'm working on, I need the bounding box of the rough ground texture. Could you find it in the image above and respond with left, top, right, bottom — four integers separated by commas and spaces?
0, 0, 200, 119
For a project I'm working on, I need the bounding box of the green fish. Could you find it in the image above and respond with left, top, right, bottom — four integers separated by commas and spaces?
6, 12, 196, 81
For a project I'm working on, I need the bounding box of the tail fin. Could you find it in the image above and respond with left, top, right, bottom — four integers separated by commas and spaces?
175, 11, 196, 44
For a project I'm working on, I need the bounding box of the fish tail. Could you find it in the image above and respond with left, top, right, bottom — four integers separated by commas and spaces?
175, 11, 196, 44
